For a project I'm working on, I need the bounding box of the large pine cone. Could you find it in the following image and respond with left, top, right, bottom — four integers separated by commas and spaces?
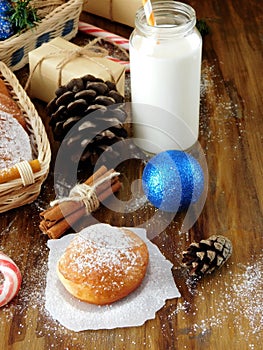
182, 235, 233, 277
47, 74, 128, 170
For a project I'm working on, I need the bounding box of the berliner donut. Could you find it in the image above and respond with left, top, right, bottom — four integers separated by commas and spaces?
57, 224, 149, 305
0, 252, 22, 307
0, 111, 32, 170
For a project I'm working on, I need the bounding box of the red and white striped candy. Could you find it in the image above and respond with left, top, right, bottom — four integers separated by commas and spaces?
107, 57, 130, 71
0, 252, 22, 307
78, 21, 130, 71
78, 21, 130, 50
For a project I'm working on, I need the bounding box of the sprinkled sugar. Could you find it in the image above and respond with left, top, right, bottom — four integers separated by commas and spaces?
0, 58, 260, 348
161, 255, 262, 348
0, 112, 32, 169
59, 224, 146, 289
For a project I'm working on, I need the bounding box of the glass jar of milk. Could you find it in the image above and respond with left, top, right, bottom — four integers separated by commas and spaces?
129, 1, 202, 154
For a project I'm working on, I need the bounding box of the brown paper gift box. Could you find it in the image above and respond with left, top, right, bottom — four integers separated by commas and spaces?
28, 37, 126, 103
83, 0, 142, 27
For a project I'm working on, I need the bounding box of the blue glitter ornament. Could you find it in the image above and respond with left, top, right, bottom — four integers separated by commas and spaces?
0, 0, 14, 41
0, 18, 14, 40
0, 0, 10, 15
142, 150, 204, 212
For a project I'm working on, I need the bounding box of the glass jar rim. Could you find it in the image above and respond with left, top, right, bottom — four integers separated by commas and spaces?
135, 1, 196, 37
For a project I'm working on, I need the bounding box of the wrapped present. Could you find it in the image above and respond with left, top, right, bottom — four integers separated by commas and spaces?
0, 0, 83, 71
27, 37, 126, 103
83, 0, 142, 27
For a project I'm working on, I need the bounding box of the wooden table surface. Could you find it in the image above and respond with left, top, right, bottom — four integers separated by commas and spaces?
0, 1, 262, 349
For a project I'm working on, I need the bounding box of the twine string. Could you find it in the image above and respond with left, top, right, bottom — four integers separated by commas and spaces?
109, 0, 113, 21
16, 161, 35, 186
50, 171, 120, 213
24, 38, 117, 92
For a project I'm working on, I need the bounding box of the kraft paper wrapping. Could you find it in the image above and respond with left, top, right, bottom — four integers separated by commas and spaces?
83, 0, 142, 27
28, 37, 126, 103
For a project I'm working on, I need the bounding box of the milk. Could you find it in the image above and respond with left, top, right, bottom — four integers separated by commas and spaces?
129, 2, 202, 154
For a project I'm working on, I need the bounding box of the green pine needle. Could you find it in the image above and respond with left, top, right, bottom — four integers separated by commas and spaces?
9, 0, 41, 34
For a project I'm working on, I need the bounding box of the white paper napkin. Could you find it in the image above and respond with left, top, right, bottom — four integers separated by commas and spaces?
45, 225, 180, 331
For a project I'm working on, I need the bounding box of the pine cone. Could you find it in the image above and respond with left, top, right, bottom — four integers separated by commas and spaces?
182, 235, 233, 276
47, 74, 128, 170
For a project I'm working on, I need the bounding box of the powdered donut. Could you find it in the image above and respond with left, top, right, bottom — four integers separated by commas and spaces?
0, 252, 22, 307
0, 111, 32, 170
57, 224, 149, 305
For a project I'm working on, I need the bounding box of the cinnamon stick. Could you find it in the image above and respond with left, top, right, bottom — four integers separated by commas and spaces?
40, 167, 117, 225
98, 177, 122, 202
40, 177, 121, 236
40, 200, 83, 222
85, 165, 108, 185
0, 159, 41, 184
40, 166, 108, 223
41, 205, 87, 239
95, 172, 118, 194
39, 166, 121, 239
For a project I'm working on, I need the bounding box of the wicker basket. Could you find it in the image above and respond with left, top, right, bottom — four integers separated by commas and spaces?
0, 61, 51, 213
0, 0, 83, 71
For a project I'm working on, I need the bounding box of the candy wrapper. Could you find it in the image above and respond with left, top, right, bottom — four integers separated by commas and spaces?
28, 37, 126, 103
45, 226, 180, 331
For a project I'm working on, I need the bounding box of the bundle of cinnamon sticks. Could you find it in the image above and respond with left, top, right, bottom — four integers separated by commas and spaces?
39, 165, 121, 239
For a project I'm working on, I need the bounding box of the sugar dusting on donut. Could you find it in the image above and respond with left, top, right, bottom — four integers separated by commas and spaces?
0, 112, 32, 170
57, 224, 149, 304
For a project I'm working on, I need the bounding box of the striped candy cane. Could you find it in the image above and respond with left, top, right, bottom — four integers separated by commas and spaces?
78, 21, 130, 51
107, 56, 130, 71
78, 21, 130, 71
0, 252, 22, 307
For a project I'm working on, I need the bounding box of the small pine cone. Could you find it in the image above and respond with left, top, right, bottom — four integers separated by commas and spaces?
182, 235, 233, 276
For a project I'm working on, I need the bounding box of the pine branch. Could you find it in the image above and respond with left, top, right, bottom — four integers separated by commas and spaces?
9, 0, 40, 33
